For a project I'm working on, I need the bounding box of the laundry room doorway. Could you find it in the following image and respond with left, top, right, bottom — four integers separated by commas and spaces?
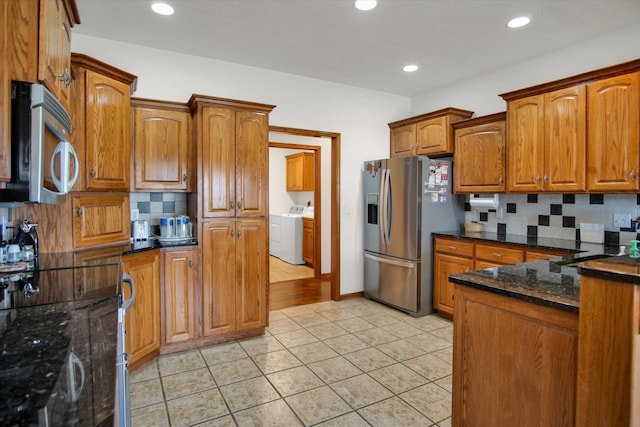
268, 126, 340, 310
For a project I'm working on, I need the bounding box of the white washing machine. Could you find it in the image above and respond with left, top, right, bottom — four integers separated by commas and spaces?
269, 205, 305, 265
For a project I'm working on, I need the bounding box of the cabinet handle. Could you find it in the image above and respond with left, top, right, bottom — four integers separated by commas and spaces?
237, 230, 242, 237
492, 253, 502, 258
451, 294, 454, 300
237, 202, 242, 210
183, 173, 187, 182
90, 169, 97, 178
188, 259, 192, 268
230, 201, 234, 210
499, 176, 503, 184
631, 170, 637, 180
448, 245, 457, 250
535, 174, 541, 182
76, 207, 84, 217
58, 68, 71, 87
543, 174, 548, 182
230, 230, 234, 238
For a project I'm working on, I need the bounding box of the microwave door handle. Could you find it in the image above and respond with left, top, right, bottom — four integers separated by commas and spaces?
50, 141, 78, 194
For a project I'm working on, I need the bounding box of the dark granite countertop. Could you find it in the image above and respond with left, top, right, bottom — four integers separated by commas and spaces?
124, 237, 198, 255
438, 231, 627, 314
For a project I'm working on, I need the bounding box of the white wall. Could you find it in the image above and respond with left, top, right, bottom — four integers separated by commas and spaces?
411, 23, 640, 117
72, 34, 410, 296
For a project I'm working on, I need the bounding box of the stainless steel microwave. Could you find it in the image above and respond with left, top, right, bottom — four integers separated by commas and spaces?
0, 81, 79, 207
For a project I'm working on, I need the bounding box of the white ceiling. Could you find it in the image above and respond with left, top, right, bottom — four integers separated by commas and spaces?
73, 0, 640, 97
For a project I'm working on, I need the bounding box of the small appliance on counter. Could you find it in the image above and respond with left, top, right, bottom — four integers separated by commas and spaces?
131, 220, 150, 241
12, 218, 39, 258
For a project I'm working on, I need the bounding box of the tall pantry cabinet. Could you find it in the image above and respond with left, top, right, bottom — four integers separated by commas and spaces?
188, 95, 275, 339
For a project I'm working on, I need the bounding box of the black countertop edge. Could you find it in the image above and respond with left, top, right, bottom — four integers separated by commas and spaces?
123, 238, 198, 255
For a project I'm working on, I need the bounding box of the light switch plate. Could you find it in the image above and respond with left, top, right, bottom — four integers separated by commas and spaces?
613, 213, 631, 228
131, 208, 139, 220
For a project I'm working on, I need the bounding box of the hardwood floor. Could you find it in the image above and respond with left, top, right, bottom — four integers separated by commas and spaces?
269, 256, 331, 311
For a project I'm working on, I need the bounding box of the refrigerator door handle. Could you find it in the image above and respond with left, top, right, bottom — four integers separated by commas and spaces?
384, 167, 392, 243
379, 168, 388, 245
365, 252, 416, 269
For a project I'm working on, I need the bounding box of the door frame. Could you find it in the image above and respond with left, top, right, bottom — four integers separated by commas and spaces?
269, 126, 341, 301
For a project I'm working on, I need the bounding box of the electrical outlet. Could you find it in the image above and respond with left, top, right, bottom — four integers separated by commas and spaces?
613, 213, 631, 228
131, 208, 139, 220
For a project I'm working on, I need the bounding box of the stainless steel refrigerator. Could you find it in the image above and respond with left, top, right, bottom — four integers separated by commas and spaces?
363, 156, 464, 317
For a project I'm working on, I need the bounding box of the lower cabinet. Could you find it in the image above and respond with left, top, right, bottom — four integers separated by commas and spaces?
201, 219, 268, 337
123, 250, 161, 370
72, 193, 130, 249
302, 217, 314, 267
434, 238, 474, 318
161, 247, 197, 345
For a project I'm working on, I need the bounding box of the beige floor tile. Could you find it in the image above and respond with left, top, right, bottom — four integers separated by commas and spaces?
343, 347, 396, 372
239, 335, 285, 356
280, 305, 316, 318
157, 349, 206, 377
273, 328, 319, 348
200, 342, 248, 366
323, 334, 369, 354
318, 308, 357, 321
268, 310, 288, 321
358, 396, 433, 427
403, 353, 452, 382
267, 366, 324, 397
307, 301, 340, 312
166, 388, 229, 427
368, 363, 429, 394
130, 360, 159, 383
376, 338, 427, 362
381, 321, 423, 339
400, 382, 452, 423
438, 417, 452, 427
219, 376, 281, 413
288, 341, 340, 364
434, 375, 453, 393
432, 346, 453, 364
408, 333, 452, 354
251, 349, 303, 374
130, 378, 164, 410
330, 374, 393, 409
305, 322, 349, 341
191, 414, 237, 426
285, 386, 351, 425
356, 327, 400, 346
308, 356, 362, 384
233, 399, 303, 426
291, 312, 331, 328
430, 326, 454, 343
162, 367, 216, 400
210, 357, 262, 386
266, 318, 302, 335
408, 314, 453, 332
313, 411, 370, 427
334, 317, 375, 333
360, 312, 401, 327
130, 402, 169, 427
343, 304, 380, 317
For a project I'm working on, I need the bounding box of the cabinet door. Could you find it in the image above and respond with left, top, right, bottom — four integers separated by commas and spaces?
544, 85, 586, 192
162, 247, 197, 344
507, 95, 545, 192
0, 0, 10, 181
236, 219, 268, 330
134, 107, 191, 191
74, 244, 129, 298
123, 250, 161, 370
416, 116, 449, 155
85, 70, 131, 190
302, 218, 314, 266
286, 155, 304, 191
202, 220, 236, 336
236, 111, 268, 217
434, 252, 473, 318
587, 72, 640, 191
202, 107, 235, 217
38, 0, 72, 110
390, 124, 416, 158
454, 121, 506, 193
72, 194, 130, 248
89, 300, 118, 426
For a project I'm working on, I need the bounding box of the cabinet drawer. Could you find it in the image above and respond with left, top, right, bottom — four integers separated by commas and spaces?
435, 238, 474, 258
475, 243, 524, 264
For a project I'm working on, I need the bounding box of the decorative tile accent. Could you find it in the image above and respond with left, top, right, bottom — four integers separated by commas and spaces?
550, 204, 562, 215
563, 194, 575, 204
527, 194, 538, 203
506, 203, 517, 213
538, 215, 550, 226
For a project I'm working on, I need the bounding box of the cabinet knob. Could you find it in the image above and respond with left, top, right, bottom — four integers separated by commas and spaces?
543, 174, 548, 183
90, 169, 97, 178
188, 259, 192, 268
237, 230, 242, 238
631, 170, 637, 180
535, 174, 541, 182
230, 230, 234, 238
499, 176, 503, 184
76, 207, 84, 217
230, 201, 234, 210
237, 202, 242, 210
58, 68, 71, 87
183, 173, 187, 182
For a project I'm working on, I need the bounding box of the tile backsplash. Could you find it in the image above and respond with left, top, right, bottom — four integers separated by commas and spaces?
130, 192, 188, 224
464, 193, 640, 246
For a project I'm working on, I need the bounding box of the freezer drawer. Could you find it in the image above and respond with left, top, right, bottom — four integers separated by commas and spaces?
363, 252, 420, 313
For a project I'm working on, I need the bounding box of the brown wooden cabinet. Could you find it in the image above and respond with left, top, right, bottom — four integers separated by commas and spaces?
72, 193, 130, 249
474, 242, 524, 269
453, 112, 506, 193
433, 237, 474, 318
123, 250, 161, 370
73, 244, 129, 298
161, 246, 197, 345
132, 98, 193, 191
452, 284, 578, 427
303, 217, 314, 266
70, 53, 137, 191
286, 152, 315, 191
389, 108, 473, 157
201, 219, 268, 336
525, 248, 574, 261
587, 72, 640, 192
506, 85, 586, 192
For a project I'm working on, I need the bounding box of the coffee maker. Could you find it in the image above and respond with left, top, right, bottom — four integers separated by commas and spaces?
13, 219, 39, 258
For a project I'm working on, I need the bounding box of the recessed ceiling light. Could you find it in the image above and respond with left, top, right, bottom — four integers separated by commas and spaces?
355, 1, 377, 11
507, 16, 530, 28
151, 2, 174, 16
403, 64, 419, 73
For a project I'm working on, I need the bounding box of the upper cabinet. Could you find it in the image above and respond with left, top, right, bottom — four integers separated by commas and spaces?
453, 112, 506, 193
501, 59, 640, 193
132, 98, 193, 192
587, 72, 640, 192
286, 152, 315, 191
70, 53, 137, 191
389, 107, 474, 158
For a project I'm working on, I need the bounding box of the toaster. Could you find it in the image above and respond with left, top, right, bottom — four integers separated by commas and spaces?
131, 220, 149, 241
